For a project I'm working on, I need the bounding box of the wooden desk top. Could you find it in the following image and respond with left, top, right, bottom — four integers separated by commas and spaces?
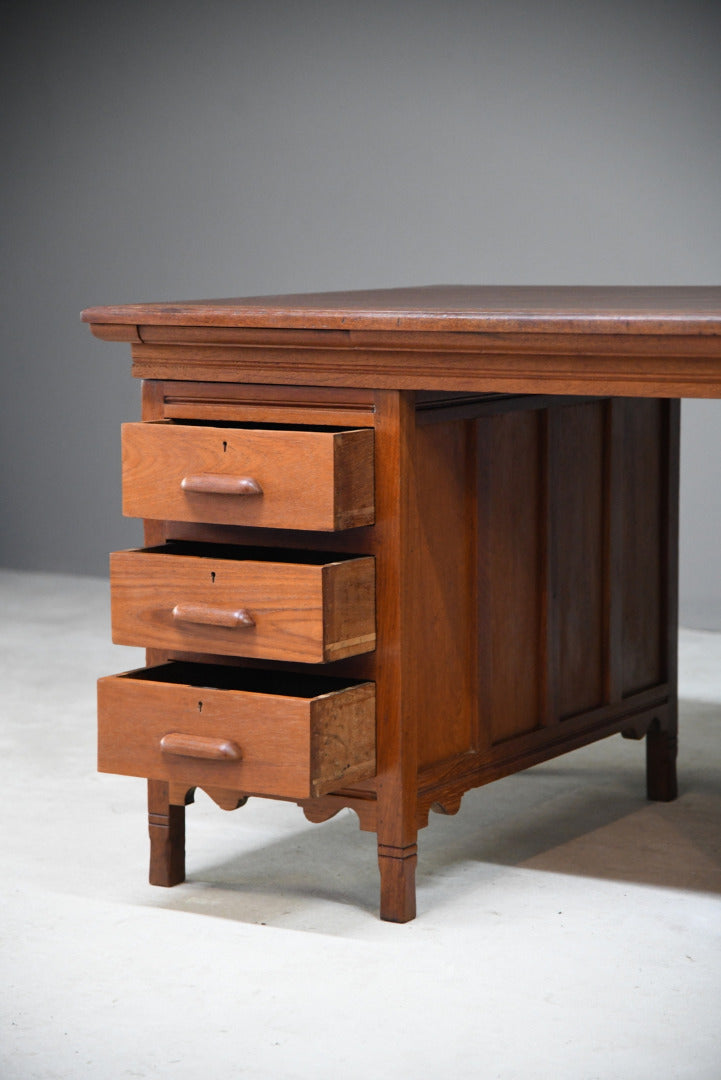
82, 285, 721, 397
83, 284, 721, 335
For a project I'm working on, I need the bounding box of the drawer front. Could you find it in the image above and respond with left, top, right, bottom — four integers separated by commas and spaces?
121, 422, 374, 531
110, 546, 376, 663
97, 664, 376, 799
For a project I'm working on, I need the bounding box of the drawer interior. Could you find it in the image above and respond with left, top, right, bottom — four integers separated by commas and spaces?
137, 540, 364, 566
120, 661, 369, 698
166, 419, 357, 432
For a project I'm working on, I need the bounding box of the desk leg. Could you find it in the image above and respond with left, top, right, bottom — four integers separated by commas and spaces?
147, 779, 186, 886
646, 399, 680, 804
378, 843, 418, 923
373, 389, 419, 923
646, 715, 678, 802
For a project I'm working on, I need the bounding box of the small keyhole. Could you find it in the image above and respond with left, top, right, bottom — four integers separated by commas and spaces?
198, 701, 203, 713
210, 571, 216, 584
222, 440, 228, 453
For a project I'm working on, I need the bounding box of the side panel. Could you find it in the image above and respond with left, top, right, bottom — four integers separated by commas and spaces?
619, 399, 665, 696
411, 419, 477, 770
465, 398, 673, 754
477, 410, 544, 744
554, 402, 606, 720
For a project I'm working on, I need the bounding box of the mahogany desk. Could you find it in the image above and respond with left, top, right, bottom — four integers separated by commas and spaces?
82, 285, 721, 922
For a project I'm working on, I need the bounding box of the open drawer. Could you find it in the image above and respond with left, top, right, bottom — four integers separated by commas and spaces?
98, 662, 376, 799
110, 541, 376, 663
121, 421, 375, 530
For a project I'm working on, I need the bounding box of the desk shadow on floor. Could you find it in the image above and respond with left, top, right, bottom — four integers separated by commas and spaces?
142, 699, 721, 926
421, 698, 721, 893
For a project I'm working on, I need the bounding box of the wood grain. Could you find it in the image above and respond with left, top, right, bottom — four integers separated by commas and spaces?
83, 287, 721, 396
98, 664, 376, 799
619, 400, 664, 696
110, 546, 375, 663
160, 381, 376, 427
477, 409, 544, 744
371, 390, 423, 921
147, 779, 186, 886
86, 284, 694, 921
553, 401, 605, 719
160, 731, 242, 761
82, 284, 721, 335
127, 339, 721, 398
122, 422, 374, 531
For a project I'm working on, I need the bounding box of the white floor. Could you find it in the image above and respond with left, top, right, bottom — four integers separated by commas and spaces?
1, 569, 720, 1080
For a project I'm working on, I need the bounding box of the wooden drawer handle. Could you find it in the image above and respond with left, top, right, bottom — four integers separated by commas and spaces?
181, 474, 263, 496
160, 732, 242, 761
172, 603, 255, 629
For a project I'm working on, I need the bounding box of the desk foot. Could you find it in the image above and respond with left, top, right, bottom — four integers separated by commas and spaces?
646, 719, 678, 802
148, 780, 186, 886
378, 843, 418, 922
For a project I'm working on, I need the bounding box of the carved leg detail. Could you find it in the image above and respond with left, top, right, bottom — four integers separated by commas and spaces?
378, 843, 418, 923
147, 780, 186, 886
646, 719, 678, 802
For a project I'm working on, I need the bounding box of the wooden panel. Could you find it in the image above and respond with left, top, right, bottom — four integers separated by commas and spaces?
88, 322, 141, 342
415, 393, 603, 425
159, 381, 376, 427
553, 402, 605, 718
411, 418, 476, 770
620, 400, 664, 696
121, 422, 374, 531
333, 431, 376, 529
322, 556, 377, 661
417, 691, 671, 820
81, 284, 721, 335
127, 339, 721, 398
97, 663, 376, 799
477, 411, 543, 744
86, 287, 721, 395
110, 545, 375, 664
311, 680, 377, 795
371, 390, 420, 921
662, 399, 681, 711
603, 399, 625, 704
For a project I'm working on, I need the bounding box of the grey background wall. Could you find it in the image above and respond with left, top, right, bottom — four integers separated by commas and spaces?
2, 0, 720, 626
